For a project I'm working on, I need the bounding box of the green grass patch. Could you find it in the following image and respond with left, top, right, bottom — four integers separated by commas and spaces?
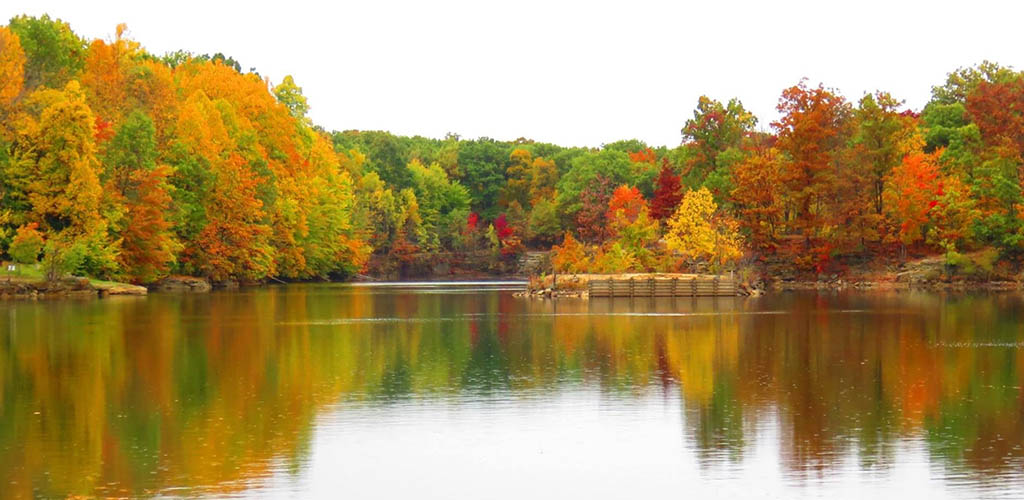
0, 262, 136, 288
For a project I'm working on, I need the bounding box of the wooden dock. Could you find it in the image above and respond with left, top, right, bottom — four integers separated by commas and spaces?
587, 276, 737, 297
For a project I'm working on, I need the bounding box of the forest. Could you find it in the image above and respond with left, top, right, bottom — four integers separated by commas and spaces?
1, 14, 1023, 284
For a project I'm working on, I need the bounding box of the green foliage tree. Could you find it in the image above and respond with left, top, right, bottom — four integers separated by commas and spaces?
407, 159, 470, 251
7, 14, 86, 90
273, 75, 310, 121
680, 96, 757, 202
556, 149, 633, 218
457, 138, 510, 220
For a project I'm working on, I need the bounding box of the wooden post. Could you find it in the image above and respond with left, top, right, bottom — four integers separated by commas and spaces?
629, 277, 635, 298
672, 277, 677, 297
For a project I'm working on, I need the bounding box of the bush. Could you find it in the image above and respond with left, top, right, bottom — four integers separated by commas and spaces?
8, 223, 44, 265
944, 247, 1001, 279
42, 240, 86, 282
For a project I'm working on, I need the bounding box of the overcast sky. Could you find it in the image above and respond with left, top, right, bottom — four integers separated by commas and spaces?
3, 0, 1022, 147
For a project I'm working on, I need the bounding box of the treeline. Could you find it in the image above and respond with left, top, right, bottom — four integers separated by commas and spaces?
0, 15, 1022, 283
0, 17, 366, 283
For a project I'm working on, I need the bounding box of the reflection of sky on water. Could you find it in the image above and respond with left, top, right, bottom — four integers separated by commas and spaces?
254, 391, 1015, 499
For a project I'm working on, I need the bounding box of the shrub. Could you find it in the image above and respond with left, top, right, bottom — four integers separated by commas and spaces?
8, 223, 44, 265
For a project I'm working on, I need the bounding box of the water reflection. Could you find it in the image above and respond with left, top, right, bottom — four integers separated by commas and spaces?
1, 287, 1023, 497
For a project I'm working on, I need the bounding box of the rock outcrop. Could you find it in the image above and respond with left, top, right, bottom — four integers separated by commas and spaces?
151, 276, 212, 293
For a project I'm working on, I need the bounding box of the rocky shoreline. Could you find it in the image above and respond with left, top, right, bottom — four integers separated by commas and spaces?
766, 277, 1022, 293
0, 277, 147, 300
516, 275, 1024, 299
0, 275, 219, 300
4, 264, 1020, 301
151, 275, 213, 293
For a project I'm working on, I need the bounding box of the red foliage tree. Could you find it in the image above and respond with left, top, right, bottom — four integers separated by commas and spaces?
493, 214, 513, 240
492, 213, 523, 256
574, 175, 616, 243
93, 116, 114, 143
650, 161, 683, 220
967, 78, 1024, 158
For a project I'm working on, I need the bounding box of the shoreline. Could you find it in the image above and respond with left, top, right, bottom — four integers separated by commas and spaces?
2, 270, 1021, 301
0, 277, 147, 300
517, 273, 1024, 299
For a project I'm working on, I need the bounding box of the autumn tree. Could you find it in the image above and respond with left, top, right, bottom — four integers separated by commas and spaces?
598, 197, 660, 272
680, 96, 757, 201
851, 92, 922, 218
501, 148, 533, 209
8, 222, 43, 264
0, 26, 25, 109
606, 185, 646, 226
273, 75, 310, 121
299, 134, 369, 278
931, 61, 1020, 106
6, 81, 118, 276
557, 149, 634, 220
963, 76, 1024, 252
80, 24, 141, 126
407, 159, 471, 251
572, 174, 617, 243
664, 187, 742, 268
169, 90, 272, 281
927, 174, 979, 251
967, 78, 1024, 159
883, 152, 944, 248
103, 110, 179, 283
7, 14, 86, 90
551, 232, 588, 273
773, 80, 853, 250
650, 161, 683, 220
730, 147, 784, 250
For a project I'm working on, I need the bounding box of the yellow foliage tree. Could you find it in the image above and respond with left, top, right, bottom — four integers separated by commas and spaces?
8, 81, 119, 277
664, 187, 742, 268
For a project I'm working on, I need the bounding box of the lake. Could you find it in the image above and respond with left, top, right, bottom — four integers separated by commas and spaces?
2, 283, 1023, 498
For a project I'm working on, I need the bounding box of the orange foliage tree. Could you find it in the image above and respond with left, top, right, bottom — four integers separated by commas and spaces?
884, 152, 945, 248
0, 26, 25, 109
772, 80, 853, 266
731, 147, 784, 251
606, 185, 646, 226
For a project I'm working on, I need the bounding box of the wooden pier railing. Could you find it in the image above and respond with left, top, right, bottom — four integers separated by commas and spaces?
587, 276, 737, 297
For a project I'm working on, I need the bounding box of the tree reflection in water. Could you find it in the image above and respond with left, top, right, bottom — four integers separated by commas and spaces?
1, 287, 1022, 497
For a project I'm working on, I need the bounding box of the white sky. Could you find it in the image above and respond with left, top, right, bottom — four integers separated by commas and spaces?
3, 0, 1022, 148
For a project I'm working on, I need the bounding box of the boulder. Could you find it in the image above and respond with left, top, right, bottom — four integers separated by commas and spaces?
151, 275, 212, 293
94, 282, 148, 296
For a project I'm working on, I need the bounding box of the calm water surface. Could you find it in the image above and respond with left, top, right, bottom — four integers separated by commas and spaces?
2, 284, 1024, 498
